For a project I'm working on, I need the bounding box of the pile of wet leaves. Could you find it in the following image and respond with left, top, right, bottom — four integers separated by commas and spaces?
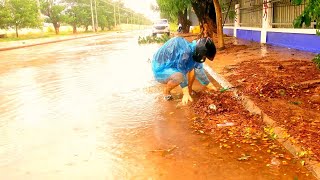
226, 59, 320, 161
229, 60, 320, 100
189, 91, 313, 173
191, 91, 264, 142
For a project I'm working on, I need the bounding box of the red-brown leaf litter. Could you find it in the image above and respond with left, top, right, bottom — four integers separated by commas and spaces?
226, 59, 320, 161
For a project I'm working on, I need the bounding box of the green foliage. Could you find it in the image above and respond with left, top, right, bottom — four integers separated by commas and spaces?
292, 0, 303, 5
228, 10, 236, 20
97, 6, 107, 30
65, 4, 89, 29
40, 0, 66, 33
312, 54, 320, 69
264, 127, 278, 140
62, 0, 150, 31
220, 0, 235, 20
289, 101, 302, 105
220, 87, 230, 93
4, 0, 41, 37
292, 0, 319, 31
138, 34, 170, 44
156, 0, 191, 21
293, 16, 303, 28
0, 5, 11, 29
47, 26, 55, 33
170, 23, 178, 32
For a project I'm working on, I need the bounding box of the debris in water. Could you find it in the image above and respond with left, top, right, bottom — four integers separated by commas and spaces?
220, 87, 230, 93
238, 154, 251, 161
277, 64, 285, 70
150, 146, 177, 156
217, 122, 235, 127
208, 104, 217, 110
270, 157, 281, 166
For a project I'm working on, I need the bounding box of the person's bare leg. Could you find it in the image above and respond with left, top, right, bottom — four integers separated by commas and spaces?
187, 69, 195, 94
164, 72, 183, 97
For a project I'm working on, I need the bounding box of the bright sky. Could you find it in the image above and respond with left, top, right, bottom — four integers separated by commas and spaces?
122, 0, 160, 20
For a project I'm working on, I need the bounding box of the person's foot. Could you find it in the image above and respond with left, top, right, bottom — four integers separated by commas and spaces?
164, 94, 173, 101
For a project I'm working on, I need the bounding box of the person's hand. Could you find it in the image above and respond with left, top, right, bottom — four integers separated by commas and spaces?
206, 82, 218, 91
182, 93, 193, 105
182, 87, 193, 105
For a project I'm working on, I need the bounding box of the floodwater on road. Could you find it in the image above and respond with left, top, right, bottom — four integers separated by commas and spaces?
0, 32, 314, 179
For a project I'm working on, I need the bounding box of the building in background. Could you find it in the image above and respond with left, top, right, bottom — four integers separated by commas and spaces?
221, 0, 319, 53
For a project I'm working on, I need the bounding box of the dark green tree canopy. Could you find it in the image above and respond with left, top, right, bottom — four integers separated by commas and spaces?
1, 0, 40, 37
292, 0, 319, 35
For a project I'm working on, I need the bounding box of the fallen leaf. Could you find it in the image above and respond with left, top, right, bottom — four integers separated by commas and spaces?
238, 154, 251, 161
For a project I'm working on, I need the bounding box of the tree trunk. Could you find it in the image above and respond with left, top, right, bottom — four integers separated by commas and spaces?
85, 26, 89, 32
72, 25, 77, 34
53, 22, 60, 35
178, 8, 190, 33
191, 1, 217, 38
213, 0, 225, 49
199, 18, 216, 38
15, 24, 18, 37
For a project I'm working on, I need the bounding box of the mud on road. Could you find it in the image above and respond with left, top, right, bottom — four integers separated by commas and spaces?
188, 90, 314, 179
180, 33, 319, 178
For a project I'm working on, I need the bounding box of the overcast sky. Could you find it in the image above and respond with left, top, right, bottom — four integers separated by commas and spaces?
122, 0, 160, 20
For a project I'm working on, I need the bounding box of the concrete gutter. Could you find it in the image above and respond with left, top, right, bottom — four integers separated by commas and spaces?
204, 64, 320, 179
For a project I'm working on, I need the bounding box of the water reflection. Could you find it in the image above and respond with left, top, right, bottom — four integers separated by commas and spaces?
0, 34, 163, 179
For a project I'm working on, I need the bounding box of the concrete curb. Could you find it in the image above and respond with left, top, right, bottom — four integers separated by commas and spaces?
204, 64, 320, 179
0, 33, 104, 51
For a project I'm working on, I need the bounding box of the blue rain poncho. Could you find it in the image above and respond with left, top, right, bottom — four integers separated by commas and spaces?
151, 37, 210, 88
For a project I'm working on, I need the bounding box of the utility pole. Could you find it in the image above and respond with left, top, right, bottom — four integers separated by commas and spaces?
113, 3, 116, 27
36, 0, 41, 16
118, 2, 121, 25
131, 12, 133, 30
90, 0, 95, 32
36, 0, 43, 33
138, 16, 140, 30
94, 0, 98, 32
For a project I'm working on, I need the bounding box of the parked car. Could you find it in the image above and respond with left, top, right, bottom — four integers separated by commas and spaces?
152, 19, 170, 36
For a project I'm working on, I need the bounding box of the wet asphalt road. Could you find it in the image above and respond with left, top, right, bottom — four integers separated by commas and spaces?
0, 31, 314, 180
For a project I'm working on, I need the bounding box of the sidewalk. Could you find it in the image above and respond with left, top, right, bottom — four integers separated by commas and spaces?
200, 35, 320, 178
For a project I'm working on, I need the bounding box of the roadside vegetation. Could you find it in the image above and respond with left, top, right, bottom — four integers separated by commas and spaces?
0, 0, 151, 39
292, 0, 320, 67
313, 54, 320, 68
138, 34, 170, 44
0, 30, 95, 42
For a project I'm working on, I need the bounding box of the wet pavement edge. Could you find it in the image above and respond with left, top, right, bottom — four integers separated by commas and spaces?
0, 33, 106, 51
203, 64, 320, 180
